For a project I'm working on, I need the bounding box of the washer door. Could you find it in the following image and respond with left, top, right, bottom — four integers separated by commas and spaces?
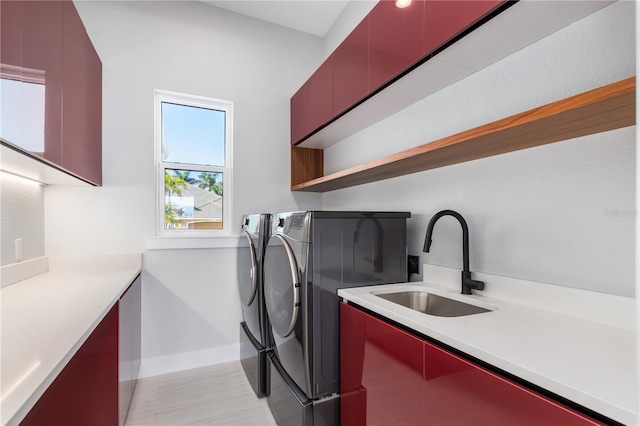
263, 234, 300, 338
237, 230, 258, 307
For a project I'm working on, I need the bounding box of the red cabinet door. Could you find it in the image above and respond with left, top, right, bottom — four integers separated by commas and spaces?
1, 1, 63, 163
22, 303, 119, 426
290, 82, 310, 145
332, 17, 369, 114
62, 1, 102, 185
423, 341, 601, 425
22, 1, 64, 164
368, 0, 425, 92
307, 56, 333, 135
1, 1, 22, 67
341, 303, 424, 426
423, 1, 505, 55
0, 0, 24, 150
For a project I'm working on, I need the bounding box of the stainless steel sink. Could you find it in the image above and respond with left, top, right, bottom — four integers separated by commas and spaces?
375, 291, 491, 317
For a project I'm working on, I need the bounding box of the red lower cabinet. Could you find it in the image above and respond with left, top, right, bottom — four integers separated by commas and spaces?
340, 303, 603, 426
341, 302, 423, 426
21, 303, 119, 426
21, 276, 141, 425
422, 342, 602, 425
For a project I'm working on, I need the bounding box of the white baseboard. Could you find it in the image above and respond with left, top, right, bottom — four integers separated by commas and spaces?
138, 344, 240, 378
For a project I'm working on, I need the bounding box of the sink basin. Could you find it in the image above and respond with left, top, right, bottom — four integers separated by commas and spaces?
375, 291, 491, 317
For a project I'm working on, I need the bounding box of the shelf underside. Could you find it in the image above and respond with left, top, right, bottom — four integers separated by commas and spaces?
291, 77, 636, 193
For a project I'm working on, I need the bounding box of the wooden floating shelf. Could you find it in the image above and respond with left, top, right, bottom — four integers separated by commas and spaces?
291, 77, 636, 193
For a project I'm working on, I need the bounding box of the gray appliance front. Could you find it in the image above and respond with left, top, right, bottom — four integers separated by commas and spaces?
263, 231, 307, 395
238, 215, 262, 342
264, 211, 409, 401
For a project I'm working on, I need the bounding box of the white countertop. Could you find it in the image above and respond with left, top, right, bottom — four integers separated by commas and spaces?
338, 265, 637, 425
0, 254, 142, 426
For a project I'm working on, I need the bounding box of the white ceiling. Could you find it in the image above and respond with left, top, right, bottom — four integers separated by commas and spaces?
201, 1, 349, 37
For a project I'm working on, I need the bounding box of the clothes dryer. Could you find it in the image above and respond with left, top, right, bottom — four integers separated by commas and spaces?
263, 211, 410, 425
238, 213, 272, 397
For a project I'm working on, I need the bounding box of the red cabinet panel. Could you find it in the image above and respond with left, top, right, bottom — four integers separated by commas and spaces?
1, 1, 22, 67
0, 1, 63, 162
423, 341, 601, 425
308, 57, 333, 134
0, 1, 102, 185
424, 1, 505, 55
341, 303, 602, 425
341, 302, 423, 426
0, 0, 24, 151
62, 1, 102, 185
290, 82, 310, 145
368, 0, 425, 91
332, 17, 369, 114
22, 1, 64, 163
22, 303, 119, 426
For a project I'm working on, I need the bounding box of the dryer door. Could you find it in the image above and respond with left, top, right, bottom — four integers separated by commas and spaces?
238, 230, 258, 307
263, 234, 300, 338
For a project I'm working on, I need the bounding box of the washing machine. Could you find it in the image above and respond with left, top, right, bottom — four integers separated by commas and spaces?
262, 211, 411, 425
238, 213, 272, 398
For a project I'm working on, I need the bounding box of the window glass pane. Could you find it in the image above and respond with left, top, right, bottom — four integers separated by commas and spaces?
164, 168, 223, 230
161, 102, 225, 166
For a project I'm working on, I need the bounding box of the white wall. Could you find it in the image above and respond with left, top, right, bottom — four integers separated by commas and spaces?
323, 1, 636, 297
36, 0, 637, 377
0, 174, 44, 266
44, 1, 324, 375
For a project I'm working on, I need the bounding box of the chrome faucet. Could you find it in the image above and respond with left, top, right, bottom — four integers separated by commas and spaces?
423, 210, 485, 295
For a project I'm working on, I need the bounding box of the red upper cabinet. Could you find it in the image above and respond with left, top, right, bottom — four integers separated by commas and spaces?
289, 0, 511, 146
0, 0, 24, 150
22, 1, 64, 164
291, 82, 310, 145
291, 57, 333, 144
332, 17, 369, 114
1, 1, 63, 162
423, 1, 505, 56
0, 1, 22, 67
0, 1, 102, 185
307, 56, 334, 135
62, 1, 102, 185
368, 0, 425, 92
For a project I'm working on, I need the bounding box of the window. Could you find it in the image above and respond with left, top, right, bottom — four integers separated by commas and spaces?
155, 90, 232, 236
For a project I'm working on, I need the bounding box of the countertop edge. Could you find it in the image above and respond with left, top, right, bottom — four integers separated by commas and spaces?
1, 258, 142, 426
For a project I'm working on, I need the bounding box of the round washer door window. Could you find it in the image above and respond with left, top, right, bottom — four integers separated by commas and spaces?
237, 230, 258, 306
263, 234, 300, 338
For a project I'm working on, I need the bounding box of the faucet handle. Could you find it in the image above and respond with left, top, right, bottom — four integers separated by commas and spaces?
461, 271, 485, 295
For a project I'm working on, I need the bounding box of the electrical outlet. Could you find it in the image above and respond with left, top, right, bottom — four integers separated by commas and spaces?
407, 254, 419, 276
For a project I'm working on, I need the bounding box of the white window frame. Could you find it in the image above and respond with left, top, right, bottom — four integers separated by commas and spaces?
154, 90, 233, 237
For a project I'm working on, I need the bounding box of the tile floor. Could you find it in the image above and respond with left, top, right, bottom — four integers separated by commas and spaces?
125, 361, 278, 426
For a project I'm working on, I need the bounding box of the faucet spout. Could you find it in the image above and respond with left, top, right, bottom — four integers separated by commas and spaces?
423, 210, 484, 295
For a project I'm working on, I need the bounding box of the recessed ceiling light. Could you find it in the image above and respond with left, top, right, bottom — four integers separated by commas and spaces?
396, 0, 411, 8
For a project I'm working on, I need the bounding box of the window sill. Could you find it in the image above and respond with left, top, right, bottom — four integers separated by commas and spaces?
144, 236, 246, 250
